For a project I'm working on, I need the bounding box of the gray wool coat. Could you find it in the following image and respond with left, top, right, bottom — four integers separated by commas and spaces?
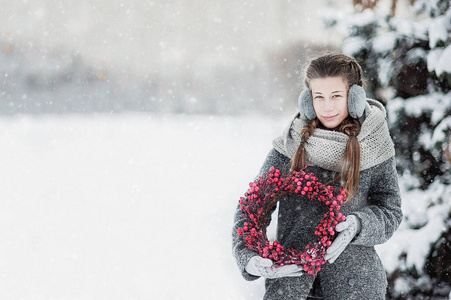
232, 148, 403, 299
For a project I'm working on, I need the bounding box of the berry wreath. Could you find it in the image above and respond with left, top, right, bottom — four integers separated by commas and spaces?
236, 166, 347, 275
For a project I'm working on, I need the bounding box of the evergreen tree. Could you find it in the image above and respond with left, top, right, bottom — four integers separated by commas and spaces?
324, 1, 451, 298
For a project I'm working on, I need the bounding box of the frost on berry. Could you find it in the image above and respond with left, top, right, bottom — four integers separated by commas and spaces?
236, 166, 346, 275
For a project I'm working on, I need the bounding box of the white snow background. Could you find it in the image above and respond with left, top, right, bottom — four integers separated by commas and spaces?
0, 113, 287, 300
0, 113, 448, 299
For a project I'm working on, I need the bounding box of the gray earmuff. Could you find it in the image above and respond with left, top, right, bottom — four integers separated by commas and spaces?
298, 84, 367, 120
298, 89, 316, 120
347, 85, 367, 119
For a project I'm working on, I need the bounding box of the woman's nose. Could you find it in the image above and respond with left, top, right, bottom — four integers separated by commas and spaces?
323, 99, 334, 111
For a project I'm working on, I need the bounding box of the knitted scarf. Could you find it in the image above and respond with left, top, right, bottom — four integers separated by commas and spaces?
272, 99, 395, 172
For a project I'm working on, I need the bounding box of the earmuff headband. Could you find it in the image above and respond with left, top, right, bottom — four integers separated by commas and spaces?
298, 84, 367, 120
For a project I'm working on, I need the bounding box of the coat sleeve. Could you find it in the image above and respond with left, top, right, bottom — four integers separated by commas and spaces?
351, 156, 403, 246
231, 148, 291, 281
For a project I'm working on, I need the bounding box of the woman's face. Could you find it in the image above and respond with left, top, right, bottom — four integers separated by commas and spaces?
310, 76, 349, 129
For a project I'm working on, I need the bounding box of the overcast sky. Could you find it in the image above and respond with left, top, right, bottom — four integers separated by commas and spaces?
0, 0, 349, 77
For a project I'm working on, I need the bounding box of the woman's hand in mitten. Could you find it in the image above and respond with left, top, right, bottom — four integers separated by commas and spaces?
324, 214, 361, 264
245, 256, 304, 278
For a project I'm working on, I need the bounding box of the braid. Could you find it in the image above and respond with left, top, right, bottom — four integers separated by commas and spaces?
300, 120, 317, 141
336, 117, 361, 200
339, 117, 361, 137
290, 119, 319, 171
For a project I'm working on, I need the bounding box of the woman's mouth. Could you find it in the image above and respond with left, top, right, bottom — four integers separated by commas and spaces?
322, 115, 338, 121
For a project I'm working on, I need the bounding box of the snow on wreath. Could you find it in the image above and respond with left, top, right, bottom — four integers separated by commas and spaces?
237, 166, 347, 275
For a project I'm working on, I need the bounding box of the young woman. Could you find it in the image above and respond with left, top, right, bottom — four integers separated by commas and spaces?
232, 52, 402, 299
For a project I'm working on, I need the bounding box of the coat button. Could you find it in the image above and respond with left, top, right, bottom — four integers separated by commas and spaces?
349, 279, 355, 286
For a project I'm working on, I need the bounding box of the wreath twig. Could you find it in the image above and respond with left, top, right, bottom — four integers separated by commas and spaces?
237, 166, 347, 275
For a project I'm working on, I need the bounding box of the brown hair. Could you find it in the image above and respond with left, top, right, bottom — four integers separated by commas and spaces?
303, 52, 363, 89
294, 52, 363, 200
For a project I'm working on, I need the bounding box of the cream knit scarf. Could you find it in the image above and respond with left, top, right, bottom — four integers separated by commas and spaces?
272, 99, 395, 172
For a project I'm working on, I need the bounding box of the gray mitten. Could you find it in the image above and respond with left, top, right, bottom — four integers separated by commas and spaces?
245, 256, 304, 278
325, 214, 361, 264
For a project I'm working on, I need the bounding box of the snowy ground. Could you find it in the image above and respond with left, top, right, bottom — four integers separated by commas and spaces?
0, 113, 289, 300
1, 113, 448, 299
